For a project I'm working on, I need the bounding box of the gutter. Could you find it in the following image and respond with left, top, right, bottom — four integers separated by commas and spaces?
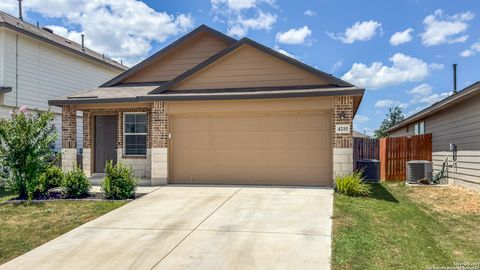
0, 86, 12, 94
49, 88, 365, 106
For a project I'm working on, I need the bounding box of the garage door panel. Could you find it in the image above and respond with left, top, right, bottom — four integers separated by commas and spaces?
171, 111, 332, 185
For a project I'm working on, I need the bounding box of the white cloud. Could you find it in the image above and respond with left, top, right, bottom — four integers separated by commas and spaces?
341, 53, 440, 89
331, 60, 343, 73
304, 10, 316, 16
328, 20, 382, 44
275, 26, 312, 45
416, 92, 452, 105
375, 99, 408, 109
354, 115, 369, 122
273, 45, 296, 59
14, 0, 194, 66
421, 9, 474, 46
407, 84, 451, 106
460, 41, 480, 57
0, 1, 18, 15
211, 0, 277, 37
407, 84, 433, 96
390, 28, 413, 46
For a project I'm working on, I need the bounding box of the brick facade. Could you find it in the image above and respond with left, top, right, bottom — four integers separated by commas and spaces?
79, 105, 166, 182
62, 105, 77, 149
332, 96, 354, 178
151, 101, 168, 148
332, 96, 353, 148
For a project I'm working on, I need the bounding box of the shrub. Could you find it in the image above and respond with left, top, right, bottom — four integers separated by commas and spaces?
63, 167, 90, 198
102, 161, 137, 200
0, 107, 57, 199
39, 166, 64, 192
335, 170, 372, 197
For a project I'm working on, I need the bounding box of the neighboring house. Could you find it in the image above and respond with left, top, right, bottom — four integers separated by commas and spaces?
388, 82, 480, 191
353, 130, 369, 138
50, 25, 364, 186
0, 11, 127, 152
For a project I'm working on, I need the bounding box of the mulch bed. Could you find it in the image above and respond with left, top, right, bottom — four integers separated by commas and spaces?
1, 192, 144, 204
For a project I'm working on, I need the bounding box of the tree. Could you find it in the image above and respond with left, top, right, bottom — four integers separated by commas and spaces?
0, 107, 57, 199
374, 106, 405, 138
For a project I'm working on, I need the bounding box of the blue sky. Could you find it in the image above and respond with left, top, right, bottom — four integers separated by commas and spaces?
1, 0, 479, 135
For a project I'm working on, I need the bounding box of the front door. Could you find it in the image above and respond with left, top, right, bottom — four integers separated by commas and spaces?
95, 115, 117, 173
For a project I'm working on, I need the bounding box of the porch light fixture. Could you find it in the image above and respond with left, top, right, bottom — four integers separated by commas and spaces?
339, 112, 346, 120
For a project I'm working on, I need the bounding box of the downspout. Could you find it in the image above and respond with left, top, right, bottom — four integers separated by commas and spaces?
15, 33, 19, 108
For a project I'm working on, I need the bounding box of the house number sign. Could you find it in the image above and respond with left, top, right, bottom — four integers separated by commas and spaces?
335, 124, 350, 134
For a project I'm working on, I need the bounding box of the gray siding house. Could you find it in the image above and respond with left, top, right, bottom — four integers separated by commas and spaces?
0, 11, 127, 151
388, 82, 480, 191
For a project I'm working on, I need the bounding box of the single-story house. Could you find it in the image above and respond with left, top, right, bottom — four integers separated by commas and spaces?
49, 25, 364, 186
388, 82, 480, 191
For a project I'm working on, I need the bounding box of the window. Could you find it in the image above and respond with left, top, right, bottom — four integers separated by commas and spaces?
124, 112, 147, 155
414, 121, 425, 135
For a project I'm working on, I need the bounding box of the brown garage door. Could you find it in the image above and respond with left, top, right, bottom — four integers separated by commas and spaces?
170, 111, 331, 186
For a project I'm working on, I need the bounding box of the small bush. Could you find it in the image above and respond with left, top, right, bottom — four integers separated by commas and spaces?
102, 161, 137, 200
63, 167, 90, 198
0, 108, 57, 199
335, 170, 372, 197
39, 166, 64, 192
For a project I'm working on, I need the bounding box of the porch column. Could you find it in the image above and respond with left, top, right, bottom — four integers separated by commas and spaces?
82, 111, 92, 177
61, 105, 77, 172
332, 96, 354, 179
150, 101, 168, 185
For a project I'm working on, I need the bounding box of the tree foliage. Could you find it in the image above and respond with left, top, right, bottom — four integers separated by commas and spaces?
0, 107, 57, 199
374, 106, 405, 138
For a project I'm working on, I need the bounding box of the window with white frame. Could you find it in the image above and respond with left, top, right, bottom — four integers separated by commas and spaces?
124, 112, 147, 155
414, 121, 425, 135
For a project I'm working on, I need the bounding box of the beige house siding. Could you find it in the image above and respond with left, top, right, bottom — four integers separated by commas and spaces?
389, 123, 414, 137
172, 44, 329, 90
124, 33, 231, 83
426, 94, 480, 190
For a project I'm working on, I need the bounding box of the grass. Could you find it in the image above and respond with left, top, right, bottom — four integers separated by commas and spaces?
332, 183, 480, 270
0, 186, 127, 264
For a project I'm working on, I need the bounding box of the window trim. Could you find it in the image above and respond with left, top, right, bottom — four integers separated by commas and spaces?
123, 112, 148, 156
414, 120, 425, 135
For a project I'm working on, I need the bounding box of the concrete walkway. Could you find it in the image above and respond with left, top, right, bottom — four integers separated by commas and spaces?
0, 185, 333, 270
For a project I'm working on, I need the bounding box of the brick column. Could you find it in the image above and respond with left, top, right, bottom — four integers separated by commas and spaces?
332, 96, 354, 179
150, 102, 168, 185
82, 111, 92, 177
61, 105, 77, 172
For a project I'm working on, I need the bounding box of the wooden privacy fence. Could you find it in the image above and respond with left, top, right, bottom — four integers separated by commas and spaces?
379, 134, 432, 181
353, 137, 379, 170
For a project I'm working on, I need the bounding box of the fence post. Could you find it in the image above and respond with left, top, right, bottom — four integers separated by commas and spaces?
379, 138, 387, 181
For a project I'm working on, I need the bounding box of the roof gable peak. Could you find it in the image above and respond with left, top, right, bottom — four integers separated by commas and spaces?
101, 24, 237, 87
149, 37, 354, 94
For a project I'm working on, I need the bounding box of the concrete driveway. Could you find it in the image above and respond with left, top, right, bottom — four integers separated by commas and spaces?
0, 186, 333, 270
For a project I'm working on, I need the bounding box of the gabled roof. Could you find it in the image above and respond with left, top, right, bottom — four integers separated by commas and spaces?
50, 24, 364, 115
149, 37, 353, 94
101, 24, 237, 87
0, 11, 127, 71
387, 81, 480, 132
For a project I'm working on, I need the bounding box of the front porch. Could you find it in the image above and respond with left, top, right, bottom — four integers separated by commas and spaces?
61, 102, 169, 186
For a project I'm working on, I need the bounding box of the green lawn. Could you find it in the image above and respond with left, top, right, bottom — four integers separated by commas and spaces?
332, 183, 480, 270
0, 187, 127, 264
